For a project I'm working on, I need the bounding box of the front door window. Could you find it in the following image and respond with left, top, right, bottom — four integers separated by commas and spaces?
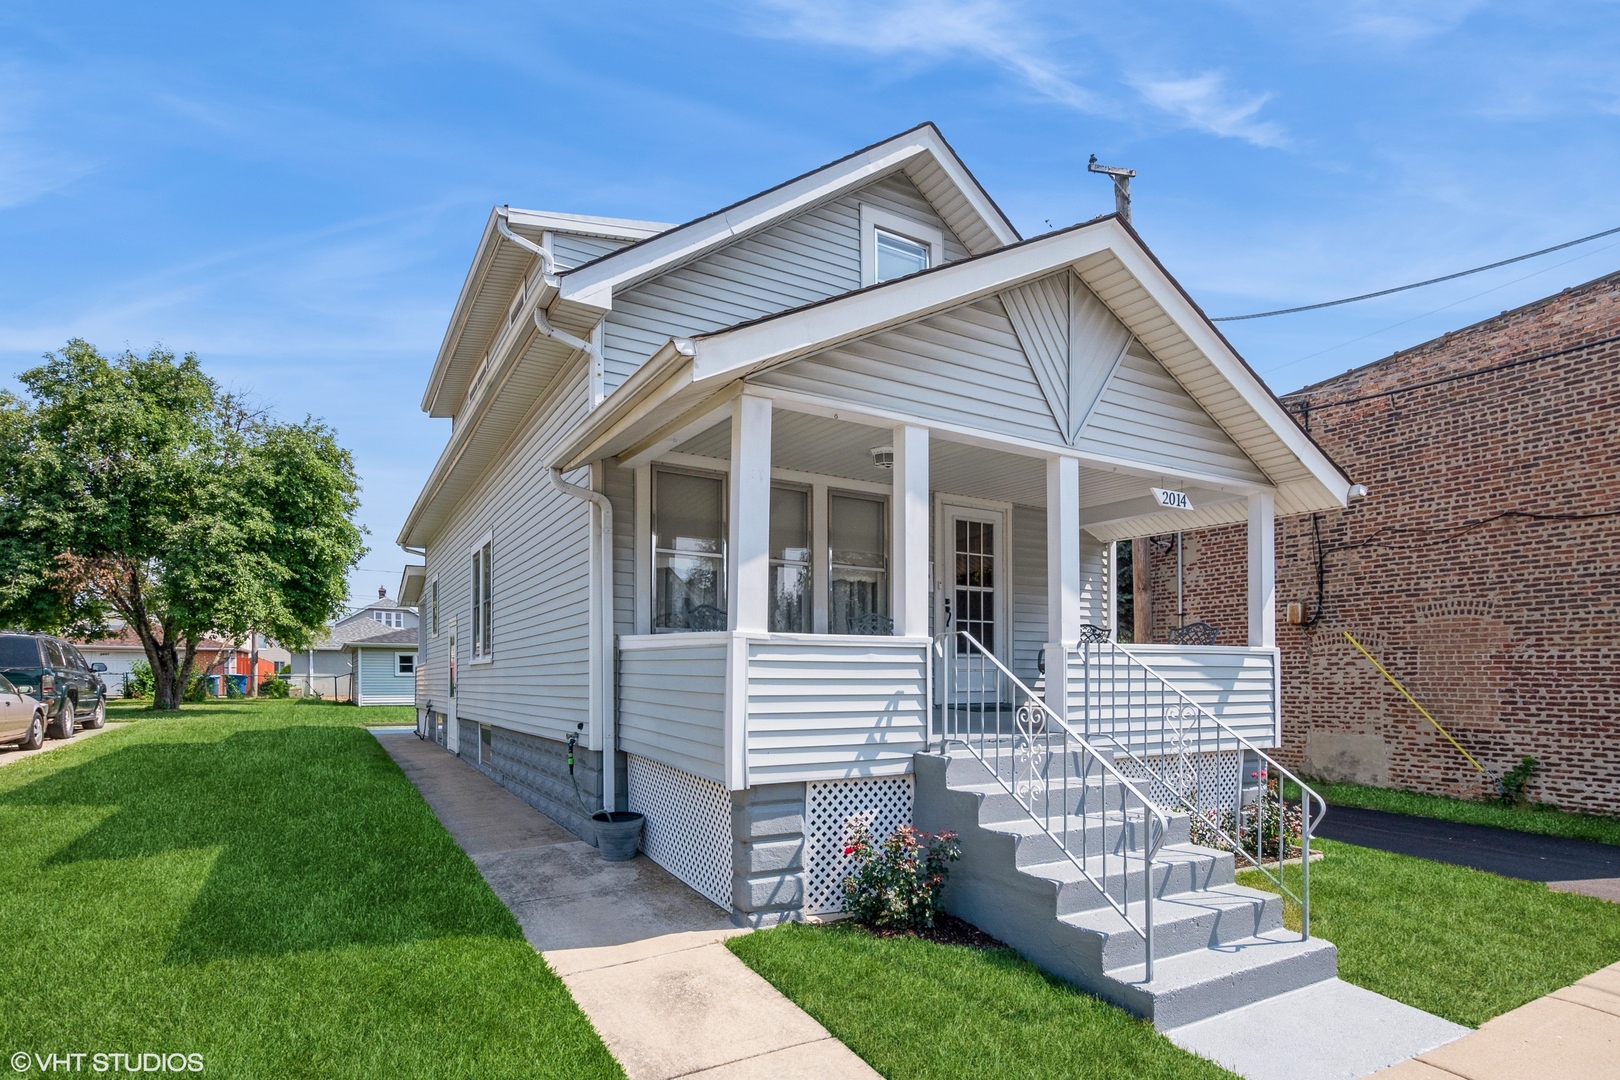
953, 517, 996, 652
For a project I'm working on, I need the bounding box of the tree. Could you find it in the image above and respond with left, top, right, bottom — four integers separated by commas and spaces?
0, 341, 367, 709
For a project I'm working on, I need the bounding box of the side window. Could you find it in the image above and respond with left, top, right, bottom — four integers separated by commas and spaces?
44, 639, 67, 668
67, 646, 90, 671
397, 653, 415, 676
431, 579, 439, 637
652, 468, 726, 631
829, 492, 890, 634
471, 539, 492, 658
769, 485, 811, 633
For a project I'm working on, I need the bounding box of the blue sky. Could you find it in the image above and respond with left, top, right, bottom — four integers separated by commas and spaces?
3, 1, 1617, 606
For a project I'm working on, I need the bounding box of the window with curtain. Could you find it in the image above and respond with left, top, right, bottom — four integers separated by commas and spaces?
653, 469, 726, 631
769, 485, 811, 633
829, 492, 889, 634
471, 539, 492, 658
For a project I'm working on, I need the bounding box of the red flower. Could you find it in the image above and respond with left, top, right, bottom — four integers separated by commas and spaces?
843, 845, 856, 854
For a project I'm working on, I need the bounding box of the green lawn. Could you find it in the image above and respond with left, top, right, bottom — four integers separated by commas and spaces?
728, 923, 1235, 1080
0, 698, 621, 1080
1309, 779, 1620, 847
1239, 839, 1620, 1027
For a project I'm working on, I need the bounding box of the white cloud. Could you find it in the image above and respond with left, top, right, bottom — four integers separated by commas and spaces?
754, 0, 1102, 111
1331, 0, 1485, 45
0, 66, 98, 210
1130, 71, 1288, 148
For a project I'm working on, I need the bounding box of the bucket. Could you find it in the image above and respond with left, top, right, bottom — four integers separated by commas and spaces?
592, 811, 644, 862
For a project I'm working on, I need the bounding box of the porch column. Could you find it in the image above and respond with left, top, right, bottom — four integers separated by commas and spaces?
1047, 456, 1082, 722
891, 425, 929, 638
728, 393, 772, 632
1247, 491, 1276, 647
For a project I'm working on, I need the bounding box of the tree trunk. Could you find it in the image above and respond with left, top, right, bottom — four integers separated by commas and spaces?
150, 638, 183, 710
247, 631, 259, 697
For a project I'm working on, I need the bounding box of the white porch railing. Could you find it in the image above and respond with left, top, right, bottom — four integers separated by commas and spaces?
616, 632, 930, 789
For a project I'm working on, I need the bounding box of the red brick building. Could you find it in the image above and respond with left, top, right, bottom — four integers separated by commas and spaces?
1137, 271, 1620, 814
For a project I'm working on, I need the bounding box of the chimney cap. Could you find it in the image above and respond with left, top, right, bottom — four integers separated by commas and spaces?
378, 586, 387, 598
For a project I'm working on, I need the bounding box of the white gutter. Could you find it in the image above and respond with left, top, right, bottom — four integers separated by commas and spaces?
533, 306, 593, 354
546, 467, 617, 818
494, 208, 561, 282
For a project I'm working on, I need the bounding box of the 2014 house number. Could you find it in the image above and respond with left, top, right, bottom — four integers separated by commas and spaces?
1151, 487, 1194, 511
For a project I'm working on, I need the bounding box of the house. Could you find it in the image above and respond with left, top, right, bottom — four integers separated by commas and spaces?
398, 124, 1357, 1026
288, 587, 419, 698
1151, 270, 1620, 816
346, 628, 419, 707
75, 626, 279, 695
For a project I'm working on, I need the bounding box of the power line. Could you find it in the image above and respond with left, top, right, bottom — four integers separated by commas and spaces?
1214, 224, 1620, 322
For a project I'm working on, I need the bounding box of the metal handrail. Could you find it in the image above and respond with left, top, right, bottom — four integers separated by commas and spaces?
1076, 639, 1326, 940
934, 630, 1170, 980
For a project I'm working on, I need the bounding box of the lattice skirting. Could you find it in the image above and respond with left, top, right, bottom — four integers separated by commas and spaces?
1113, 750, 1241, 818
626, 755, 732, 910
804, 775, 915, 916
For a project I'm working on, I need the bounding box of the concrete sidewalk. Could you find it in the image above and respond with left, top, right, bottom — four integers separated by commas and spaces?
0, 721, 125, 767
1374, 961, 1620, 1080
376, 733, 879, 1080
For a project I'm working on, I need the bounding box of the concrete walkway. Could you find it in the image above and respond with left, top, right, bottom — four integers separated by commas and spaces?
1373, 961, 1620, 1080
1318, 806, 1620, 902
376, 734, 879, 1080
1166, 977, 1468, 1080
0, 721, 125, 767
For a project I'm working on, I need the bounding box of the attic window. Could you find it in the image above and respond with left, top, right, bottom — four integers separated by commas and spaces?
859, 203, 946, 287
875, 229, 930, 282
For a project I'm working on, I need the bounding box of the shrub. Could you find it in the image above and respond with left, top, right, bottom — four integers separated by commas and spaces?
842, 824, 960, 931
183, 674, 209, 703
1499, 756, 1539, 806
1188, 778, 1304, 862
258, 677, 290, 698
126, 660, 153, 698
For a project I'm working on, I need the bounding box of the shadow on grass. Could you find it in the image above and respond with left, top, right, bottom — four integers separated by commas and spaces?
0, 723, 518, 964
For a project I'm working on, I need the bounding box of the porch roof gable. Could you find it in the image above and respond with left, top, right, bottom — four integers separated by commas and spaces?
552, 216, 1354, 517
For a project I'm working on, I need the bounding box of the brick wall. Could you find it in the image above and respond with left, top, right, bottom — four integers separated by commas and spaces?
1149, 271, 1620, 813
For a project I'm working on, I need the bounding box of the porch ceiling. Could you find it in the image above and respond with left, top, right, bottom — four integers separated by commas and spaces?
666, 409, 1250, 536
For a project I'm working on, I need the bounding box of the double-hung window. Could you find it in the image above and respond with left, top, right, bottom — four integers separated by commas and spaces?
828, 492, 889, 634
396, 653, 416, 676
769, 485, 811, 633
653, 468, 726, 631
471, 538, 492, 659
430, 579, 439, 636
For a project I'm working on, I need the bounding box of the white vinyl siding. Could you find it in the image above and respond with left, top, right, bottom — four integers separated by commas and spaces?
355, 647, 417, 706
417, 363, 594, 739
1010, 504, 1046, 685
551, 232, 631, 271
605, 462, 637, 638
756, 295, 1064, 445
618, 637, 729, 782
745, 637, 929, 784
601, 174, 968, 393
1066, 645, 1280, 749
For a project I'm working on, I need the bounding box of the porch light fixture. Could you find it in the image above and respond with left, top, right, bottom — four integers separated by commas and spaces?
871, 446, 895, 470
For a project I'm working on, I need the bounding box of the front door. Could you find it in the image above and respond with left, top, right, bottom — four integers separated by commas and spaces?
937, 502, 1007, 693
445, 618, 459, 754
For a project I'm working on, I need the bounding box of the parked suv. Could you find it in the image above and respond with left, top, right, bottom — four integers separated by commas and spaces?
0, 633, 107, 739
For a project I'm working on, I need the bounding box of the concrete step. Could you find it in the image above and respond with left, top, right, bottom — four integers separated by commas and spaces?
1059, 884, 1287, 969
1022, 844, 1236, 914
913, 749, 1338, 1031
976, 810, 1192, 865
947, 776, 1137, 819
937, 744, 1120, 787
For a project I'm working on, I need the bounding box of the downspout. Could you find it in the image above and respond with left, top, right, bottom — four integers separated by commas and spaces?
548, 466, 617, 817
494, 208, 561, 282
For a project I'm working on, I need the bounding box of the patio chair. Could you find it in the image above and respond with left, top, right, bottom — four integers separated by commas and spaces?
1167, 621, 1219, 645
848, 612, 894, 636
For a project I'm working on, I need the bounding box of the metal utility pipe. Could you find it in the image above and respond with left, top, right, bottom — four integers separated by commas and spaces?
1176, 532, 1185, 629
547, 467, 617, 816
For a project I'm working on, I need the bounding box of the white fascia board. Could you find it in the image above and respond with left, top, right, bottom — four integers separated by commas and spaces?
423, 208, 505, 413
551, 339, 697, 471
687, 225, 1121, 382
1101, 234, 1354, 507
557, 140, 935, 303
503, 208, 673, 241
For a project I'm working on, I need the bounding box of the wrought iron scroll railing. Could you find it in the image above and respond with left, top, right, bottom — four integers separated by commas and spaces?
1076, 640, 1327, 940
933, 630, 1170, 980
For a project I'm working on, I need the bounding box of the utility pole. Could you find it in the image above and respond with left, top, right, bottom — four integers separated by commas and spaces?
1088, 155, 1136, 225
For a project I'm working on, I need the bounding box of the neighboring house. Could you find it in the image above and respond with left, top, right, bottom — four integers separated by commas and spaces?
1151, 271, 1620, 815
288, 588, 420, 694
75, 625, 272, 694
347, 628, 419, 706
398, 124, 1356, 1023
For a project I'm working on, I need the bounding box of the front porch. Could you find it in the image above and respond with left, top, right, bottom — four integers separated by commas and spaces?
611, 391, 1283, 793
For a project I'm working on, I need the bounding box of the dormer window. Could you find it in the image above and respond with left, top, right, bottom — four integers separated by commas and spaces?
859, 203, 946, 287
875, 229, 930, 282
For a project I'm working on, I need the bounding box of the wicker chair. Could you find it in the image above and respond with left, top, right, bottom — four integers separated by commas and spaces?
847, 612, 895, 636
1167, 621, 1219, 645
1076, 623, 1112, 643
684, 603, 728, 632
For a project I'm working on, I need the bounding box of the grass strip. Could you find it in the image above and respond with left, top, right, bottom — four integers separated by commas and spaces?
1238, 838, 1620, 1027
0, 698, 621, 1079
729, 922, 1235, 1080
1309, 779, 1620, 847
